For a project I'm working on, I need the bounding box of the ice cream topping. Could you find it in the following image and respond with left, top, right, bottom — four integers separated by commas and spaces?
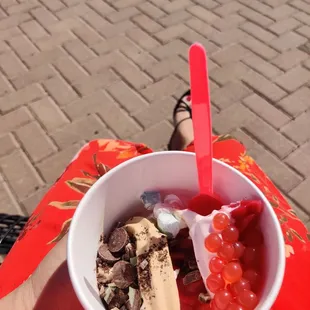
96, 192, 264, 310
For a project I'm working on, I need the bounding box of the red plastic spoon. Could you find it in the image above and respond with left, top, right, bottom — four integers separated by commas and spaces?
188, 43, 222, 216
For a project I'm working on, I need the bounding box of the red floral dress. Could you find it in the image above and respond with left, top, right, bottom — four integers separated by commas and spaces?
0, 137, 309, 309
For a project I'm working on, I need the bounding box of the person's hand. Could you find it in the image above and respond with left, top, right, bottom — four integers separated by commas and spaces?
0, 234, 83, 310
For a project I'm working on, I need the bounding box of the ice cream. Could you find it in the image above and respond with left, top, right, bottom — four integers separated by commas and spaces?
176, 205, 234, 297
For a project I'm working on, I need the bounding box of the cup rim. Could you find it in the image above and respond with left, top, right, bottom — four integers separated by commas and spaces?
67, 151, 285, 310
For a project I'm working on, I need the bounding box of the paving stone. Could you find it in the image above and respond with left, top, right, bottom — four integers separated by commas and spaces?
51, 115, 114, 148
0, 74, 13, 97
0, 149, 44, 200
281, 110, 310, 145
163, 0, 192, 13
133, 96, 175, 128
31, 7, 58, 28
230, 128, 266, 160
36, 142, 84, 183
23, 47, 67, 68
211, 44, 252, 65
240, 21, 276, 42
11, 64, 57, 89
127, 27, 160, 50
212, 14, 245, 31
29, 97, 69, 131
0, 52, 27, 79
120, 43, 158, 70
244, 117, 296, 159
271, 49, 308, 70
20, 20, 49, 41
211, 81, 251, 110
254, 150, 302, 193
63, 39, 96, 63
243, 94, 290, 129
107, 80, 148, 114
0, 134, 19, 158
154, 24, 188, 43
213, 103, 256, 133
141, 75, 185, 102
92, 35, 133, 55
186, 17, 218, 38
0, 107, 33, 134
0, 84, 45, 112
277, 87, 310, 116
241, 37, 278, 60
7, 34, 38, 59
210, 62, 251, 85
269, 31, 307, 52
107, 7, 139, 23
294, 10, 310, 25
16, 121, 57, 162
242, 54, 283, 79
73, 70, 119, 95
159, 11, 191, 27
0, 182, 24, 215
239, 7, 273, 27
138, 2, 166, 19
214, 1, 245, 17
73, 24, 103, 46
145, 56, 188, 80
187, 5, 219, 23
274, 66, 310, 92
53, 56, 88, 83
43, 75, 78, 106
285, 142, 310, 177
63, 91, 141, 138
268, 18, 301, 35
151, 39, 189, 60
130, 120, 174, 150
241, 70, 287, 102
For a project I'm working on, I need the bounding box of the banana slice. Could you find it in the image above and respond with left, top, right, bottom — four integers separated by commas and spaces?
125, 217, 180, 310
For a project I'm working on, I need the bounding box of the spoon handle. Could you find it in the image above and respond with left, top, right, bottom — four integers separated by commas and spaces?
189, 43, 213, 195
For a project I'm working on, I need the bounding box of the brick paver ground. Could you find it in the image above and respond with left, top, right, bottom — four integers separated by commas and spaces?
0, 0, 310, 230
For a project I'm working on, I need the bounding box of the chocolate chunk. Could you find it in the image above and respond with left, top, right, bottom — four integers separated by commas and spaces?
122, 253, 130, 261
188, 259, 198, 270
97, 265, 113, 284
126, 287, 141, 310
139, 259, 148, 270
104, 286, 115, 304
125, 243, 136, 258
112, 261, 136, 289
183, 270, 202, 285
98, 244, 120, 263
108, 289, 128, 309
140, 191, 161, 210
99, 285, 105, 298
108, 228, 129, 253
198, 292, 211, 303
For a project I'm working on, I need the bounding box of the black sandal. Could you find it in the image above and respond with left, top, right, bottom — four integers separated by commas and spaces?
168, 90, 192, 150
0, 214, 29, 256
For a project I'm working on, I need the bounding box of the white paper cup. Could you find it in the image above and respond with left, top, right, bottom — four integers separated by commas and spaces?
68, 151, 285, 310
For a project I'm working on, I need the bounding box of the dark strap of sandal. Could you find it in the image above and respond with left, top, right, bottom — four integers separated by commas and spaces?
173, 89, 192, 124
168, 89, 192, 150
